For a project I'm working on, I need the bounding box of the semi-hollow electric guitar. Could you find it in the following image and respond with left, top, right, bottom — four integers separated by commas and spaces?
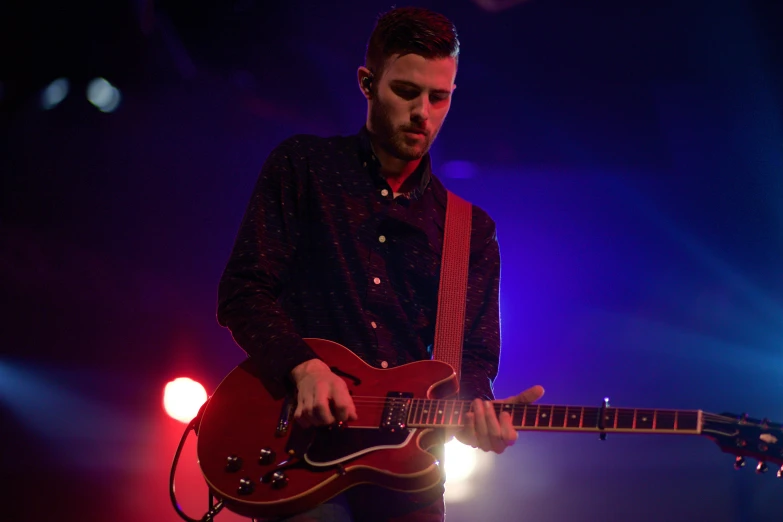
195, 338, 783, 519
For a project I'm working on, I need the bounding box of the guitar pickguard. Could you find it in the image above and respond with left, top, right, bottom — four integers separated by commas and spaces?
304, 427, 415, 467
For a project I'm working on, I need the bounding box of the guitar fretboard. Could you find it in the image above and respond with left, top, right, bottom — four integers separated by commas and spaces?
404, 400, 702, 434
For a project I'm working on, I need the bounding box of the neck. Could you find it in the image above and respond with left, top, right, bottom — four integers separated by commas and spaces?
395, 398, 703, 435
369, 136, 423, 194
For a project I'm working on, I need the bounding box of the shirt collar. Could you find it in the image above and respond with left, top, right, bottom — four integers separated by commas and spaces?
357, 126, 432, 201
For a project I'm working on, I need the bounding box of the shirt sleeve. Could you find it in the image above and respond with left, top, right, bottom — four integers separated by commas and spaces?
458, 214, 501, 402
216, 137, 319, 388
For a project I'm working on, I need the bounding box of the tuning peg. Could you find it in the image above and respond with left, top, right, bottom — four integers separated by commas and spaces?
777, 466, 783, 479
756, 461, 768, 474
734, 456, 746, 470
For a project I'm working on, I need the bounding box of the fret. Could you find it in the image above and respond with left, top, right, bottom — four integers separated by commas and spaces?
616, 408, 635, 430
551, 406, 567, 428
542, 405, 550, 426
435, 400, 444, 425
676, 411, 699, 431
413, 399, 425, 424
536, 405, 547, 427
582, 407, 599, 429
566, 407, 582, 428
512, 404, 525, 426
500, 403, 513, 421
429, 400, 439, 425
448, 401, 457, 425
602, 407, 617, 429
635, 409, 655, 430
420, 400, 430, 425
655, 410, 676, 430
458, 401, 468, 426
523, 405, 538, 427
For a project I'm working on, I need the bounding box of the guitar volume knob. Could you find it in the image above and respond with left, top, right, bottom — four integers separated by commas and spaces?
238, 477, 254, 495
259, 448, 276, 465
756, 461, 768, 474
225, 455, 242, 472
270, 470, 288, 489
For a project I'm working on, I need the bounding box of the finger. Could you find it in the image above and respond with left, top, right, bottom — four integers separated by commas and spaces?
295, 392, 313, 428
483, 401, 506, 454
472, 399, 491, 451
332, 385, 357, 422
516, 385, 545, 404
499, 411, 518, 446
458, 412, 478, 447
312, 382, 336, 425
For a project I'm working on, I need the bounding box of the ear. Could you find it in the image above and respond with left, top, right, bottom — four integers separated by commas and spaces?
357, 66, 374, 100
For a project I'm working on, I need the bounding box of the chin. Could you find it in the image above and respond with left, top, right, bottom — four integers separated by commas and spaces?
391, 140, 429, 161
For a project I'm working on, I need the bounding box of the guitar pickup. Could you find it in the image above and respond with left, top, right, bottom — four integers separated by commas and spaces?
380, 392, 414, 432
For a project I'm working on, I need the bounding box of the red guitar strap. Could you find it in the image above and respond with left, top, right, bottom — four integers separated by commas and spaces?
432, 190, 472, 385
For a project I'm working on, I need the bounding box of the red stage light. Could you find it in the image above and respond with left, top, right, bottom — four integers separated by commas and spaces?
163, 377, 207, 423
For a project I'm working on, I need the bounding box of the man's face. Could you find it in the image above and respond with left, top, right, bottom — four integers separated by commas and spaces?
369, 54, 457, 161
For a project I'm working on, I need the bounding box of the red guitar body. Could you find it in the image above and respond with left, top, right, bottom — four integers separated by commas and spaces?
196, 338, 457, 519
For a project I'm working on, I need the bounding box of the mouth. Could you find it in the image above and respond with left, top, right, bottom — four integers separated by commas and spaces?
403, 130, 426, 139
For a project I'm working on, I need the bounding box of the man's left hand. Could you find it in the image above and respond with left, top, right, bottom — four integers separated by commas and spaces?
454, 385, 545, 454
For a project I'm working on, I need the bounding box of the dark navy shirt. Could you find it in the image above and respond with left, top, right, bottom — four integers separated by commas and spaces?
217, 127, 501, 401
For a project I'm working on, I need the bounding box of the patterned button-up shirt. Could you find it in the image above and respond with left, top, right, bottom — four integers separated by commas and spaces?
217, 127, 501, 401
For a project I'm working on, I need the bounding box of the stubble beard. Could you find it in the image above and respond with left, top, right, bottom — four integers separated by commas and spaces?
370, 96, 435, 162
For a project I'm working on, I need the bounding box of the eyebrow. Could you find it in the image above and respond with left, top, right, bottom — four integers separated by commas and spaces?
389, 79, 452, 96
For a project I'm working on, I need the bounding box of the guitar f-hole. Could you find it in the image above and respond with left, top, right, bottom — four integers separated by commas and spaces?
330, 366, 361, 386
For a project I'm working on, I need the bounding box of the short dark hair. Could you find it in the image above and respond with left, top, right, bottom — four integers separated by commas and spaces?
365, 7, 460, 78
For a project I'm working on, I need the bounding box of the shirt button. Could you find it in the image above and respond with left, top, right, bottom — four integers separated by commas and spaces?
373, 277, 381, 285
381, 189, 389, 197
380, 361, 389, 369
363, 162, 367, 167
378, 235, 386, 243
370, 321, 377, 329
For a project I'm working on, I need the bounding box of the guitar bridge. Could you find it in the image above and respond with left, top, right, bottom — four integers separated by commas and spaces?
381, 392, 414, 432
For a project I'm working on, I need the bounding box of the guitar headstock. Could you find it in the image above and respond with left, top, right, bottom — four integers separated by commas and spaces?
702, 412, 783, 476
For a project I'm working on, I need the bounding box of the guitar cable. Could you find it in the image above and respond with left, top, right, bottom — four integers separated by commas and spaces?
170, 402, 225, 522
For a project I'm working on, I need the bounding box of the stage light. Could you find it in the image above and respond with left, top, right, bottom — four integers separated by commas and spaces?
86, 77, 122, 113
163, 377, 207, 423
42, 78, 69, 110
444, 438, 479, 482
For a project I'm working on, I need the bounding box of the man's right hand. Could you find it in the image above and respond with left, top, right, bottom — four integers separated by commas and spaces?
290, 358, 358, 428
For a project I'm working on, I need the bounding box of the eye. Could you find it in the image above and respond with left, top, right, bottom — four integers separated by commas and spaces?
430, 93, 450, 104
393, 87, 420, 100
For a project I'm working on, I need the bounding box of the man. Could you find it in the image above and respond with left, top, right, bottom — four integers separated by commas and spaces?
217, 6, 543, 521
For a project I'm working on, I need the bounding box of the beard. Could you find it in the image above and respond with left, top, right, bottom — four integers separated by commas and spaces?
369, 95, 436, 161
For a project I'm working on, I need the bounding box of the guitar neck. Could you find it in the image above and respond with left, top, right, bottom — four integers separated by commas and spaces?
405, 399, 703, 434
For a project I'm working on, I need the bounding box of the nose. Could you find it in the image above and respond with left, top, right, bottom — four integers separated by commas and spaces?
411, 97, 430, 123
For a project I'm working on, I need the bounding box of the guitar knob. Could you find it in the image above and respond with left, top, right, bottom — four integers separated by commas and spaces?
259, 448, 276, 465
225, 455, 243, 472
238, 477, 254, 495
777, 466, 783, 479
734, 456, 745, 470
270, 470, 288, 489
756, 461, 768, 474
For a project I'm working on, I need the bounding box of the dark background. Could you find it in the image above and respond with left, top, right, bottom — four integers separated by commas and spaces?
2, 0, 783, 520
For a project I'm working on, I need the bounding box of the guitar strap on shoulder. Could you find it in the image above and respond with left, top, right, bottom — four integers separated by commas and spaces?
432, 190, 472, 385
